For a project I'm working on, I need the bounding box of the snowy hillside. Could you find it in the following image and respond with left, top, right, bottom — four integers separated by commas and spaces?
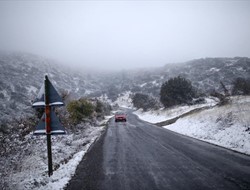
0, 52, 107, 124
134, 96, 250, 155
172, 57, 250, 93
87, 57, 250, 99
1, 53, 249, 125
0, 52, 114, 190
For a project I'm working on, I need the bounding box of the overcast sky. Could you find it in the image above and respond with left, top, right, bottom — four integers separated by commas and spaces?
0, 1, 250, 71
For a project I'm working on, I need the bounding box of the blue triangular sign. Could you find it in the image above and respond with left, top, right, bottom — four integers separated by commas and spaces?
34, 110, 66, 135
32, 77, 64, 107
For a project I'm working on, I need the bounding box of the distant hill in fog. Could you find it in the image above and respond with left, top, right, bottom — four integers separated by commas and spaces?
99, 57, 250, 99
162, 57, 250, 94
0, 52, 249, 122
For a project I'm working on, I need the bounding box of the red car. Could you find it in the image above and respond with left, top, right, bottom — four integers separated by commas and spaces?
115, 113, 127, 122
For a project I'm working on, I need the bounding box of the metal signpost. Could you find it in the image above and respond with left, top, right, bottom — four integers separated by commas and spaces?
32, 75, 65, 176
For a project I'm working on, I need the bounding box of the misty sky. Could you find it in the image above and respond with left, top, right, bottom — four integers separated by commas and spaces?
0, 1, 250, 70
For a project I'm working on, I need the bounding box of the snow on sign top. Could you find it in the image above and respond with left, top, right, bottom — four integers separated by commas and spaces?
32, 77, 64, 107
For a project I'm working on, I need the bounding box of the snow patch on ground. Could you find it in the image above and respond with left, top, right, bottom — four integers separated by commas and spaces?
39, 143, 91, 190
26, 85, 38, 94
209, 67, 220, 72
114, 91, 133, 109
6, 116, 112, 190
84, 89, 93, 95
140, 83, 147, 87
134, 97, 217, 123
134, 96, 250, 155
0, 89, 10, 101
98, 94, 113, 105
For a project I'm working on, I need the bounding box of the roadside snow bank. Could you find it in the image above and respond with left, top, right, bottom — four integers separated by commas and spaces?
135, 96, 250, 155
134, 97, 217, 123
6, 116, 112, 190
164, 96, 250, 155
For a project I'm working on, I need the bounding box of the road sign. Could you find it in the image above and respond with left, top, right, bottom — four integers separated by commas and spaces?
32, 78, 64, 107
33, 75, 65, 177
34, 110, 66, 135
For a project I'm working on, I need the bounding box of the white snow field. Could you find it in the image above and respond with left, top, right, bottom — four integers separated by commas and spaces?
134, 96, 250, 155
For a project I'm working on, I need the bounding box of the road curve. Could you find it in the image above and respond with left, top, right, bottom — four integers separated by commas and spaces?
65, 111, 250, 190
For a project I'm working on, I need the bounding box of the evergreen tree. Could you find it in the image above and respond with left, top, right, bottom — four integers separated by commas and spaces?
160, 76, 196, 107
232, 78, 250, 95
132, 93, 159, 111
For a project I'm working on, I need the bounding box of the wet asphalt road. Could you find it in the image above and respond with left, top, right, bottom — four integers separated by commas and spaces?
66, 111, 250, 190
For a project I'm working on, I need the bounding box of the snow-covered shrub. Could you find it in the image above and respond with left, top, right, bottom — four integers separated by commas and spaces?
210, 90, 231, 106
232, 77, 250, 95
191, 97, 206, 105
132, 93, 160, 111
106, 86, 120, 102
0, 122, 9, 134
94, 100, 111, 117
